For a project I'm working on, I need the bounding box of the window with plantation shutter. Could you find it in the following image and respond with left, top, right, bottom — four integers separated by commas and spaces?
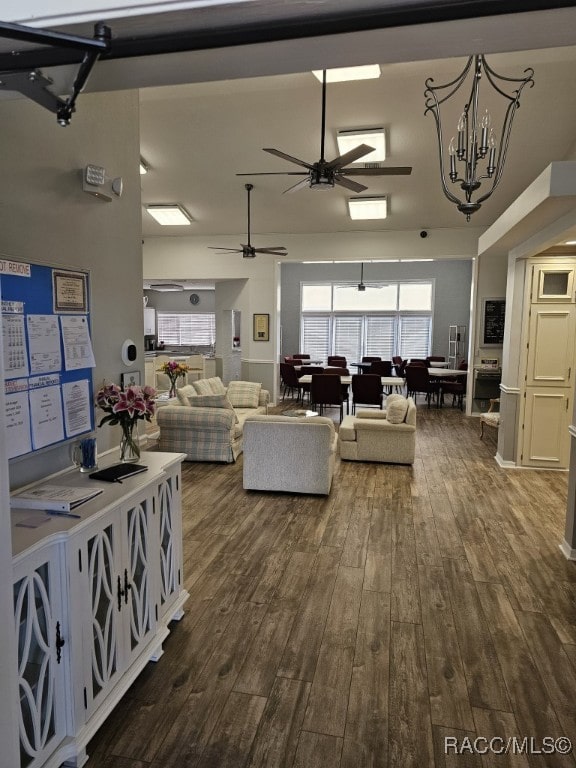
365, 316, 395, 359
399, 315, 432, 359
301, 315, 331, 360
157, 312, 215, 346
333, 316, 363, 363
299, 280, 433, 361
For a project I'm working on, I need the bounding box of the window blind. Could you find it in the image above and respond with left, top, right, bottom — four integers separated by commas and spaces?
399, 315, 432, 359
157, 312, 215, 346
333, 315, 363, 363
301, 315, 331, 360
365, 316, 396, 359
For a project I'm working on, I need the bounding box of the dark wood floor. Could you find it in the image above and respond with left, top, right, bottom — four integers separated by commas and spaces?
86, 401, 576, 768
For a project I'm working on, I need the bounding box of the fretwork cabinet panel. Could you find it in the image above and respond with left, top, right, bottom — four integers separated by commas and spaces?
13, 543, 68, 768
71, 488, 156, 721
156, 467, 183, 622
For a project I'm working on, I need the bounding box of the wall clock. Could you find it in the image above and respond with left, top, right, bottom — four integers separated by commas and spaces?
189, 293, 200, 305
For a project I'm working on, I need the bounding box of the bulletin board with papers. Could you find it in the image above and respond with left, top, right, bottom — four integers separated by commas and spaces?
1, 258, 96, 459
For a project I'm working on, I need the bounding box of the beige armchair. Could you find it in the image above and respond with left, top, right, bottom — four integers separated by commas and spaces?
339, 396, 417, 464
480, 398, 500, 438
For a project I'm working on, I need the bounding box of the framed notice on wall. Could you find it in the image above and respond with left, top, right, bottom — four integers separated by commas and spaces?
253, 313, 270, 341
481, 297, 506, 347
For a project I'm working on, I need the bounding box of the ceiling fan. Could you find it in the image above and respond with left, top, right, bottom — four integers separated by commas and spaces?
237, 70, 412, 193
335, 263, 383, 291
208, 183, 288, 258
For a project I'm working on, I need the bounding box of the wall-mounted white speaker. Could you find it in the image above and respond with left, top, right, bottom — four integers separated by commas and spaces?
121, 339, 137, 366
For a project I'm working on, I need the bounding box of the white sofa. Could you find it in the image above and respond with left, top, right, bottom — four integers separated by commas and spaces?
339, 395, 416, 464
157, 377, 269, 462
243, 414, 338, 495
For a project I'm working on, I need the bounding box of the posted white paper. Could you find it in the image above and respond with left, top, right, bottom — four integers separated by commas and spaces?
27, 315, 62, 374
2, 313, 29, 378
4, 390, 32, 458
62, 379, 92, 437
60, 315, 95, 370
29, 384, 64, 449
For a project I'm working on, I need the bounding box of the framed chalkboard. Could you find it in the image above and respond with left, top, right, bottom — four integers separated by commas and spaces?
481, 297, 506, 347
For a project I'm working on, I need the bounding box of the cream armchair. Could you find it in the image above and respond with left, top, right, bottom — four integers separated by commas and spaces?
243, 415, 337, 495
339, 396, 417, 464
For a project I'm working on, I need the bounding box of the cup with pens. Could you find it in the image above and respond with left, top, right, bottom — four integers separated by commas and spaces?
72, 437, 98, 473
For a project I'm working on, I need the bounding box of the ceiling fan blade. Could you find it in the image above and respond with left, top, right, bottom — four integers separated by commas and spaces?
208, 246, 242, 253
342, 166, 413, 176
263, 148, 315, 171
283, 177, 312, 194
236, 171, 308, 176
334, 176, 368, 193
255, 247, 288, 254
324, 144, 374, 171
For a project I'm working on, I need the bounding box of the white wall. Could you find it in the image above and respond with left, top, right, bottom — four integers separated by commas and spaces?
0, 90, 143, 488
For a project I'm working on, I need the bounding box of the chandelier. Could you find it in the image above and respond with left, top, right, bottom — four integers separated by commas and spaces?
424, 55, 534, 220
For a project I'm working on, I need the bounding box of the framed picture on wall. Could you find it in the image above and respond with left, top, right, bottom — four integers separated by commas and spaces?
121, 371, 141, 389
253, 313, 270, 341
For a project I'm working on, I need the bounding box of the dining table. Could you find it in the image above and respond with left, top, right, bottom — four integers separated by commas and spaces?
298, 374, 405, 391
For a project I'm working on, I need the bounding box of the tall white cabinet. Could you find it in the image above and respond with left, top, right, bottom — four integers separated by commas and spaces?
11, 452, 188, 768
520, 261, 576, 467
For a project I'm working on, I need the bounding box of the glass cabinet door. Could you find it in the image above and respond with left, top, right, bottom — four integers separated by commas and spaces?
13, 547, 67, 768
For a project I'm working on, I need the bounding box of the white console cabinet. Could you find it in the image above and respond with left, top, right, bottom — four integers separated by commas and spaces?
11, 452, 188, 768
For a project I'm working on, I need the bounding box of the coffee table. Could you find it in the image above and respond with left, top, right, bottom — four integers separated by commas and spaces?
281, 409, 319, 418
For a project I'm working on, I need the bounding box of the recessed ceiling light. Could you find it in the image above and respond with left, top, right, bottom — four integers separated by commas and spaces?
139, 157, 150, 175
312, 65, 381, 83
146, 204, 193, 225
348, 197, 387, 220
337, 129, 386, 163
149, 283, 184, 292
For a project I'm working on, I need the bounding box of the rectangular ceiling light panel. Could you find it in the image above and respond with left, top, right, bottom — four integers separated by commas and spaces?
337, 129, 386, 163
312, 65, 381, 82
348, 197, 388, 220
146, 204, 192, 225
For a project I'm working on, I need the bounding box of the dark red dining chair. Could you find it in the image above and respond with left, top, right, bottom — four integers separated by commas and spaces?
324, 367, 350, 411
368, 360, 392, 377
280, 363, 303, 402
426, 355, 446, 366
441, 366, 468, 410
310, 374, 344, 421
351, 374, 384, 414
362, 356, 381, 363
299, 366, 324, 400
404, 364, 440, 407
293, 353, 311, 360
327, 355, 347, 367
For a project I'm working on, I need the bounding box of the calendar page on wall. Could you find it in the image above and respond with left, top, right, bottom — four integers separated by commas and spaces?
0, 257, 95, 460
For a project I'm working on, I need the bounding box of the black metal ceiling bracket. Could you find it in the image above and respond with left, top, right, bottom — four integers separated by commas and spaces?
0, 21, 111, 125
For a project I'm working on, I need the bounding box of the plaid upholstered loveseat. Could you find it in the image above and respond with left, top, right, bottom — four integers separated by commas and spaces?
156, 377, 269, 462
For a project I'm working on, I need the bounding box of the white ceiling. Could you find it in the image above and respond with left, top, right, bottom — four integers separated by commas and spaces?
137, 49, 576, 240
5, 3, 576, 245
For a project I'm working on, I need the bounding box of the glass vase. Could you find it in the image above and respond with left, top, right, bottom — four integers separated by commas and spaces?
119, 420, 140, 463
169, 378, 177, 398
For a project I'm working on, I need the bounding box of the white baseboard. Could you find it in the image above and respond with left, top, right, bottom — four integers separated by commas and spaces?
560, 540, 576, 560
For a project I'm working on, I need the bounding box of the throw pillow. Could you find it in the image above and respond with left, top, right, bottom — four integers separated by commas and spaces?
226, 380, 262, 409
176, 385, 197, 407
386, 396, 409, 424
193, 376, 226, 396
